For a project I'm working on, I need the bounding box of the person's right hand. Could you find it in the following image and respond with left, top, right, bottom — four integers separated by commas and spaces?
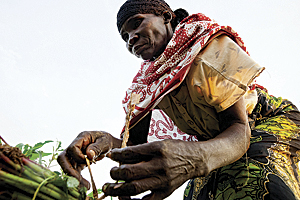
57, 131, 122, 189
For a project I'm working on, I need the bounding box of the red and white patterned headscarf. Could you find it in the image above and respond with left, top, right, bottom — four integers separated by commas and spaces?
121, 13, 248, 134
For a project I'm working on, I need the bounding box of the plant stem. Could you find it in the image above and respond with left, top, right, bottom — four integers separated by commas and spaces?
0, 152, 21, 170
0, 196, 11, 200
32, 175, 56, 200
0, 190, 11, 200
1, 153, 79, 200
12, 192, 38, 200
23, 165, 80, 199
22, 157, 54, 178
0, 136, 9, 145
0, 170, 66, 200
2, 176, 55, 200
0, 162, 19, 176
68, 187, 81, 199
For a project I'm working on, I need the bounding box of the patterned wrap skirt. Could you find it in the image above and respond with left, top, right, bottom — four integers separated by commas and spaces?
183, 88, 300, 200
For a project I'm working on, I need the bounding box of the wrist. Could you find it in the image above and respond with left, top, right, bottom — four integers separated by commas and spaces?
188, 141, 210, 178
163, 140, 210, 179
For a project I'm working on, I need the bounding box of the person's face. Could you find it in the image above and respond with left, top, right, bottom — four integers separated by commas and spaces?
120, 13, 173, 60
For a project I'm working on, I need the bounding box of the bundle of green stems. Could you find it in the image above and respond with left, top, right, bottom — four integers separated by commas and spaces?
0, 144, 86, 200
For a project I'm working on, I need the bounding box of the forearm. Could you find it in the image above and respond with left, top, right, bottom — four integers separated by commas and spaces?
197, 122, 250, 177
191, 97, 251, 177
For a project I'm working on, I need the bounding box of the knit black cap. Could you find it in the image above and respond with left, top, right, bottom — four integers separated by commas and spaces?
117, 0, 174, 32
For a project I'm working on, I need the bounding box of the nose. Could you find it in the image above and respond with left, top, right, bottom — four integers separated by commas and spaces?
128, 33, 139, 47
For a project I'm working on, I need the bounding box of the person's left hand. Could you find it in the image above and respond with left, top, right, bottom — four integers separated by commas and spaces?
102, 139, 209, 200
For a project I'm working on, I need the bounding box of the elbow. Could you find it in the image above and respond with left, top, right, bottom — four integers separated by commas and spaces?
231, 121, 251, 156
240, 122, 251, 154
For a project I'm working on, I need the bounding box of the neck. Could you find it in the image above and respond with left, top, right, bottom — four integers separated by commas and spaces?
151, 24, 174, 61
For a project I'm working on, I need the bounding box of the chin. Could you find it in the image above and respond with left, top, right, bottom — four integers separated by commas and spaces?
140, 53, 153, 61
139, 48, 155, 60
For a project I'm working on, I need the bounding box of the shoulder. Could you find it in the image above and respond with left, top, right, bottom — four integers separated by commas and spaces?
187, 35, 264, 113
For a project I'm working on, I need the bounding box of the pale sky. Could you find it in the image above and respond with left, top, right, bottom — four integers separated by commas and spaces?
1, 1, 300, 199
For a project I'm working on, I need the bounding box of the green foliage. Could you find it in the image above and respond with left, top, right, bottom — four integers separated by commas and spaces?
87, 189, 103, 197
1, 138, 87, 200
49, 171, 82, 197
87, 189, 113, 200
10, 138, 110, 200
47, 140, 64, 168
16, 140, 64, 168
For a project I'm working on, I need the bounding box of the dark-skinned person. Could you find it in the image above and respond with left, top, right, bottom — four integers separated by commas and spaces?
57, 0, 300, 199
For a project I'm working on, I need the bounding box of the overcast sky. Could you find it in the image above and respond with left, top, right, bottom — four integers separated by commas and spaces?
1, 1, 300, 199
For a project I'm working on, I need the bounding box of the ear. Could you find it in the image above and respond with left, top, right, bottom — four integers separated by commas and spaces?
162, 11, 172, 24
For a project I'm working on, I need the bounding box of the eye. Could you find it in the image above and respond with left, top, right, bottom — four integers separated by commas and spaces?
133, 19, 142, 29
122, 33, 129, 42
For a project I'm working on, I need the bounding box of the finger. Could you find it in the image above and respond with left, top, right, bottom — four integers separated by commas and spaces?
140, 173, 187, 200
79, 176, 91, 190
104, 169, 185, 198
110, 142, 162, 163
66, 135, 92, 164
86, 135, 112, 160
86, 149, 95, 160
110, 159, 162, 181
103, 176, 166, 196
76, 165, 91, 190
57, 151, 80, 178
57, 151, 91, 189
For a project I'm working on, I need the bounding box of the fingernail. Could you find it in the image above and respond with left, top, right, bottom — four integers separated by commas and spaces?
113, 183, 124, 189
102, 183, 109, 192
89, 150, 95, 158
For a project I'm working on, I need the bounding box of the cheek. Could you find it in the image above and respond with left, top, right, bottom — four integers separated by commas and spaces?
126, 43, 133, 54
153, 32, 168, 52
152, 25, 168, 45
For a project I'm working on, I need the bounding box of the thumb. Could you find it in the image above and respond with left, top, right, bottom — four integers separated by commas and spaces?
86, 149, 96, 160
110, 142, 161, 163
86, 140, 111, 161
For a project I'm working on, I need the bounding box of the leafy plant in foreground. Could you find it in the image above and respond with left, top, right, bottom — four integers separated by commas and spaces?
0, 136, 112, 200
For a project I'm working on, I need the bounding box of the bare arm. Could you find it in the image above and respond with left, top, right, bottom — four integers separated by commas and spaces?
198, 96, 251, 176
103, 97, 251, 199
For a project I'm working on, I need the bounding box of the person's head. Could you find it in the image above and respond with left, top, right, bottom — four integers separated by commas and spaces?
117, 0, 188, 60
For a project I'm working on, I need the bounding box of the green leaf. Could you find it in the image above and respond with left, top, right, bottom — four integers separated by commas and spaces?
67, 177, 80, 188
23, 144, 31, 155
87, 191, 93, 197
56, 141, 62, 151
42, 152, 52, 157
88, 189, 103, 197
79, 187, 88, 200
32, 140, 53, 151
29, 152, 40, 161
15, 143, 24, 150
53, 171, 61, 176
38, 150, 44, 165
